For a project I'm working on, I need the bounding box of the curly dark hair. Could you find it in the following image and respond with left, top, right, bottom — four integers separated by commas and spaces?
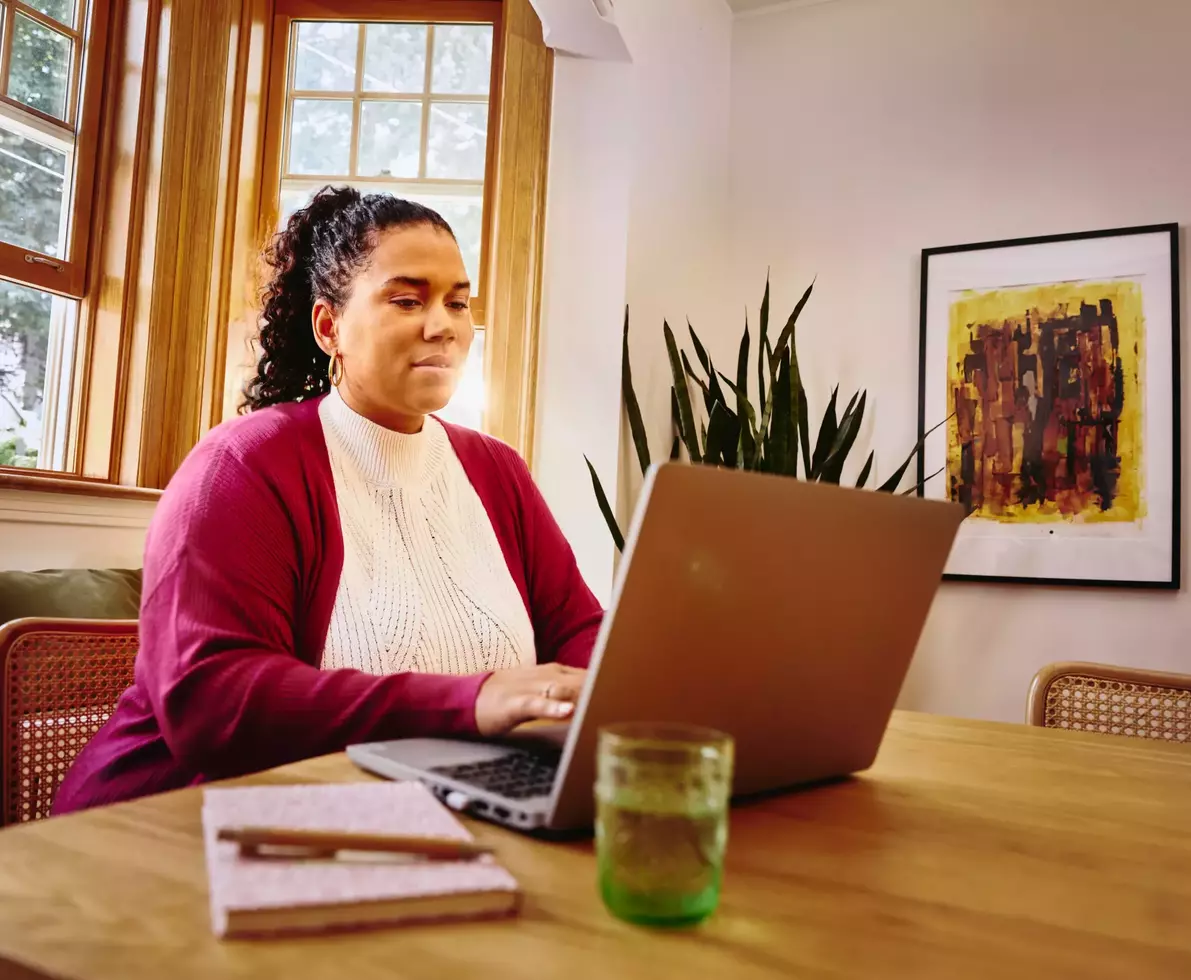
240, 185, 455, 412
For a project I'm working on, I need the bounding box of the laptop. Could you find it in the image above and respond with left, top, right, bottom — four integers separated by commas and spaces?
347, 462, 963, 833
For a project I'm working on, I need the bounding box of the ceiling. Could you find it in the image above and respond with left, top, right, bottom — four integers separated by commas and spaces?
727, 0, 837, 13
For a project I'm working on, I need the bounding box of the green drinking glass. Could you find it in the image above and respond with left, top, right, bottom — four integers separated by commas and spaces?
595, 722, 734, 927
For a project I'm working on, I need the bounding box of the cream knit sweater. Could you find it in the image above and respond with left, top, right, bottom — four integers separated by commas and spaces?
318, 388, 536, 676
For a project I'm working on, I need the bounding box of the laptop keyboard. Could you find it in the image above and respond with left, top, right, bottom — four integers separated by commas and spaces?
431, 750, 559, 800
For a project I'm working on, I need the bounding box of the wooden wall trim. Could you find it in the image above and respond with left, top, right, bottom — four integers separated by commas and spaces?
216, 0, 273, 424
77, 0, 159, 481
209, 0, 552, 466
482, 0, 552, 463
131, 0, 239, 488
0, 471, 162, 502
275, 0, 499, 18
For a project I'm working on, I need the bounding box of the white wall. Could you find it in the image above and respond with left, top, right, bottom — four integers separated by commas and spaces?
730, 0, 1191, 722
0, 491, 155, 570
535, 0, 735, 602
534, 57, 634, 604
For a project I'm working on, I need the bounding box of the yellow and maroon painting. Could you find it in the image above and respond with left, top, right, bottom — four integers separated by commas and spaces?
946, 280, 1144, 524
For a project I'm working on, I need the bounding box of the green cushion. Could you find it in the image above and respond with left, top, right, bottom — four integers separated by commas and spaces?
0, 568, 142, 623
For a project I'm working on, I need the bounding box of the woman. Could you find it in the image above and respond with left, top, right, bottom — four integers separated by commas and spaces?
53, 187, 603, 814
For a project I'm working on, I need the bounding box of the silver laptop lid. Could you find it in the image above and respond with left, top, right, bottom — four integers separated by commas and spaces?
543, 463, 963, 830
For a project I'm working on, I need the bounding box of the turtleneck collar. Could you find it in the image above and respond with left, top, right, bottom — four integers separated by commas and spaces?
320, 387, 448, 486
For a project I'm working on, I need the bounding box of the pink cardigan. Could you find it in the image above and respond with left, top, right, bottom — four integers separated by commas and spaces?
52, 396, 603, 814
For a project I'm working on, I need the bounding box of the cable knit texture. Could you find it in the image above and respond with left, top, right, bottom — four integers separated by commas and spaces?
319, 389, 535, 676
52, 395, 603, 815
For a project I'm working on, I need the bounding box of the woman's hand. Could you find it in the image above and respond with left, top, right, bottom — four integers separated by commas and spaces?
474, 663, 587, 736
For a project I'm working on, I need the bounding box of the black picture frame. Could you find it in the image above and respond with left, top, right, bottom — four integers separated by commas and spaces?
917, 223, 1181, 589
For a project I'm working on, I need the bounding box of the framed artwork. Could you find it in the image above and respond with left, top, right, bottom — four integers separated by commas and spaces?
918, 224, 1180, 588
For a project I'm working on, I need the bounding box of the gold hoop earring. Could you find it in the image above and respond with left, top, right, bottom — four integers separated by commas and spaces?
327, 351, 343, 387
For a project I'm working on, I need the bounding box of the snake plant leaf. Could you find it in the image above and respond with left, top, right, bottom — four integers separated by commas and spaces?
721, 418, 740, 469
809, 385, 840, 479
876, 413, 952, 493
702, 348, 737, 466
855, 450, 875, 489
757, 277, 770, 418
669, 390, 682, 460
877, 449, 916, 494
717, 373, 759, 441
735, 317, 755, 467
621, 307, 650, 477
755, 331, 781, 469
726, 419, 741, 467
763, 334, 777, 429
664, 321, 702, 463
768, 279, 815, 375
704, 401, 731, 465
771, 346, 796, 476
736, 313, 750, 396
901, 464, 945, 496
689, 319, 712, 378
755, 370, 777, 472
682, 349, 712, 417
585, 456, 624, 553
818, 390, 866, 485
787, 336, 803, 479
684, 346, 730, 434
840, 389, 860, 421
797, 384, 811, 475
821, 389, 860, 477
689, 324, 730, 412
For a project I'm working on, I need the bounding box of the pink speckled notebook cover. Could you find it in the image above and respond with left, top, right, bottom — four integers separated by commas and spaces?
202, 782, 519, 937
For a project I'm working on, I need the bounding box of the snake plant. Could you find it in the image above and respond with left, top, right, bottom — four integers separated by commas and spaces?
586, 276, 944, 551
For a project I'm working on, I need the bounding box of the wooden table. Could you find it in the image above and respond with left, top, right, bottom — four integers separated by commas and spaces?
1, 712, 1190, 980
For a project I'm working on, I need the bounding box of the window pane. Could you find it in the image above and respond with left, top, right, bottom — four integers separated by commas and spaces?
288, 99, 352, 175
278, 184, 310, 227
24, 0, 76, 29
357, 101, 421, 178
279, 183, 483, 286
0, 125, 68, 255
402, 192, 482, 285
426, 103, 488, 180
363, 24, 427, 93
8, 14, 72, 121
431, 25, 493, 95
293, 22, 358, 92
437, 327, 485, 430
0, 281, 74, 470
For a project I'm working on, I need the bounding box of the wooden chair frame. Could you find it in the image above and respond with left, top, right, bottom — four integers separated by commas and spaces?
1027, 660, 1191, 744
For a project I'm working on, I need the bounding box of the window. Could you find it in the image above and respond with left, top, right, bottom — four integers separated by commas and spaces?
266, 6, 497, 431
0, 0, 110, 471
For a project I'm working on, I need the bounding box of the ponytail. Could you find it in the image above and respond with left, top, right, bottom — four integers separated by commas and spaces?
240, 185, 454, 413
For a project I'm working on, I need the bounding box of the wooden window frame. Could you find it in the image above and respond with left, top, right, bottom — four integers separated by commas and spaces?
259, 0, 503, 326
0, 0, 111, 298
0, 0, 120, 493
1, 0, 553, 500
250, 0, 553, 453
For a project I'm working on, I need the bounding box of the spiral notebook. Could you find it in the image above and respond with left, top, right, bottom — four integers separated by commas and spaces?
202, 781, 520, 938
